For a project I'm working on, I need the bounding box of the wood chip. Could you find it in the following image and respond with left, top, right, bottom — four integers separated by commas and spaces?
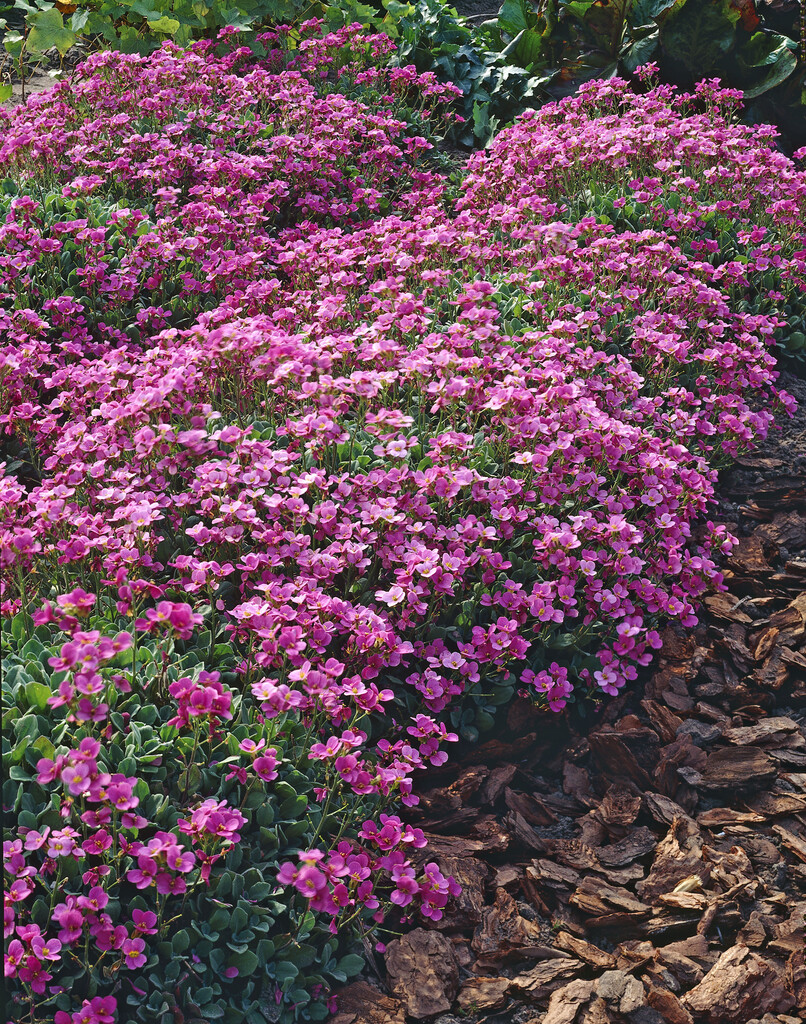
773, 824, 806, 863
699, 746, 777, 790
384, 930, 459, 1020
552, 932, 616, 970
330, 983, 405, 1024
721, 716, 802, 748
456, 976, 509, 1012
682, 944, 795, 1022
509, 958, 582, 1003
471, 888, 544, 961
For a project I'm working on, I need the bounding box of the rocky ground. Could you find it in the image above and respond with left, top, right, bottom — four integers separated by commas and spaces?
331, 376, 806, 1024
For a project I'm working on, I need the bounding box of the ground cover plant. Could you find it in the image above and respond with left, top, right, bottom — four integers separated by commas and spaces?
2, 19, 806, 1024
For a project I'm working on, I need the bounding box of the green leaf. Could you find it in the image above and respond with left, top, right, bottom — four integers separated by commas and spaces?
27, 8, 77, 57
498, 0, 532, 34
737, 32, 798, 97
14, 714, 38, 742
660, 0, 738, 75
146, 15, 180, 33
337, 953, 365, 977
622, 27, 659, 72
274, 961, 298, 983
631, 0, 685, 25
0, 83, 11, 102
229, 949, 259, 975
25, 681, 51, 711
503, 28, 545, 67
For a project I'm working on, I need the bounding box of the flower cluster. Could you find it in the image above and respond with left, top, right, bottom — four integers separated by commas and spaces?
1, 26, 802, 1024
276, 815, 459, 928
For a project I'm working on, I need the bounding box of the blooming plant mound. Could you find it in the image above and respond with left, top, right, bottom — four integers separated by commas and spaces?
1, 24, 804, 1024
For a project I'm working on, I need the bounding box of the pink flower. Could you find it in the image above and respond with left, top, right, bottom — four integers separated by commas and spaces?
121, 936, 147, 969
132, 909, 158, 934
253, 751, 278, 781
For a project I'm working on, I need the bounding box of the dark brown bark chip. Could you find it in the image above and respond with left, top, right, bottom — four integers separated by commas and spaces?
384, 929, 459, 1019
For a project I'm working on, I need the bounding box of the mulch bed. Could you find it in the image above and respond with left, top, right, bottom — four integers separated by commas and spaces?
330, 374, 806, 1024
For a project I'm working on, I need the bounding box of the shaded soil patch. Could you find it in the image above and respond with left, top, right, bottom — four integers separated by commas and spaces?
334, 371, 806, 1024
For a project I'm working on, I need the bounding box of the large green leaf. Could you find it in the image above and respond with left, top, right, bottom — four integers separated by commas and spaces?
660, 0, 738, 75
502, 27, 546, 66
26, 8, 77, 57
146, 14, 181, 32
622, 25, 660, 72
499, 0, 535, 35
630, 0, 686, 26
560, 0, 599, 19
738, 31, 798, 98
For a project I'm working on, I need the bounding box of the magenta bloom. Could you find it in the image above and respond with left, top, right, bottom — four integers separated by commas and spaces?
253, 752, 278, 781
127, 855, 158, 889
122, 937, 147, 969
132, 909, 158, 935
61, 762, 92, 796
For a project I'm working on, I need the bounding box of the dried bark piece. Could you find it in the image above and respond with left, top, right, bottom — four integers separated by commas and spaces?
554, 931, 616, 970
722, 717, 803, 748
747, 791, 806, 817
641, 699, 684, 744
676, 719, 722, 748
504, 786, 557, 825
596, 784, 642, 837
636, 816, 707, 904
751, 626, 780, 662
773, 824, 806, 862
456, 976, 509, 1012
597, 827, 657, 867
503, 809, 547, 852
563, 763, 596, 808
682, 945, 795, 1022
614, 940, 656, 972
771, 748, 806, 768
594, 970, 645, 1014
494, 864, 523, 889
758, 511, 806, 549
654, 947, 705, 987
542, 979, 597, 1024
768, 902, 806, 956
786, 949, 806, 1013
656, 891, 709, 911
643, 793, 697, 829
704, 593, 754, 623
736, 909, 770, 948
578, 997, 614, 1024
471, 888, 544, 960
646, 987, 694, 1024
752, 653, 789, 691
330, 982, 405, 1024
384, 929, 459, 1019
781, 646, 806, 670
470, 815, 511, 852
446, 766, 485, 803
699, 746, 777, 790
697, 807, 766, 827
418, 832, 487, 857
542, 838, 640, 884
570, 876, 651, 918
728, 534, 772, 573
527, 858, 581, 896
588, 727, 660, 788
478, 763, 517, 805
509, 958, 582, 1002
